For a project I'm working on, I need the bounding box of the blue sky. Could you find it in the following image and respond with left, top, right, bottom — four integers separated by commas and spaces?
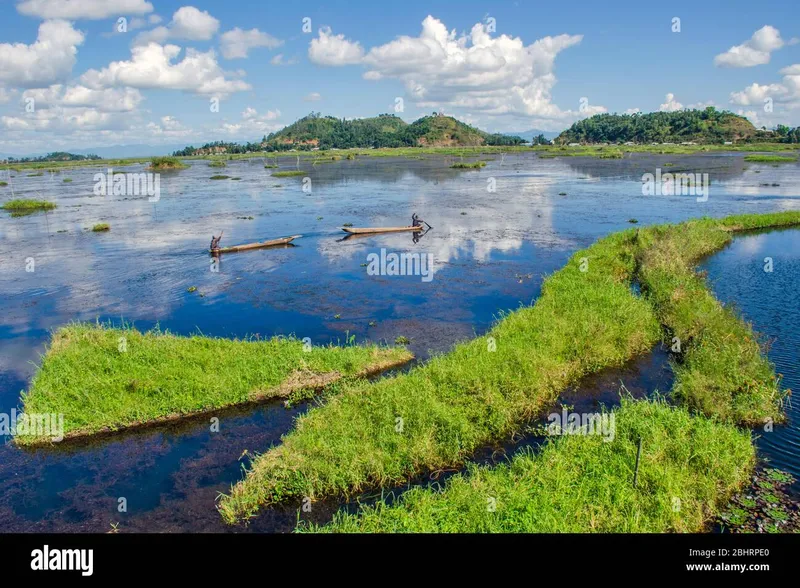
0, 0, 798, 154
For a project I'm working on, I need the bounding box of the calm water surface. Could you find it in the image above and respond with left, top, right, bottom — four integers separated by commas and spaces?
0, 152, 798, 531
702, 228, 800, 483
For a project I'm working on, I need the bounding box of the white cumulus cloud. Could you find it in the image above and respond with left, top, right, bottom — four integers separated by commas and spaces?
135, 6, 220, 46
0, 20, 84, 87
220, 28, 283, 59
308, 26, 365, 66
659, 93, 684, 112
714, 25, 786, 68
17, 0, 153, 20
729, 64, 800, 124
307, 16, 599, 124
81, 42, 250, 96
23, 84, 144, 112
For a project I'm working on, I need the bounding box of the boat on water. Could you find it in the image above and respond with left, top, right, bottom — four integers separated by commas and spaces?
210, 234, 302, 254
340, 226, 423, 235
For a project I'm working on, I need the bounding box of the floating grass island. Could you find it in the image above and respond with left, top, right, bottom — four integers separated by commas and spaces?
272, 170, 306, 177
91, 223, 110, 232
148, 156, 188, 170
451, 161, 486, 169
218, 211, 799, 531
16, 324, 413, 444
1, 199, 57, 216
210, 174, 230, 180
743, 154, 798, 163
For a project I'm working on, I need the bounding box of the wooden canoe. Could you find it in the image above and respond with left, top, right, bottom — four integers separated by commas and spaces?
341, 226, 423, 235
210, 234, 301, 254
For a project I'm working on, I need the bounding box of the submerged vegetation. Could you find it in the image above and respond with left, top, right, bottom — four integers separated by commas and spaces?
18, 323, 412, 444
219, 211, 800, 529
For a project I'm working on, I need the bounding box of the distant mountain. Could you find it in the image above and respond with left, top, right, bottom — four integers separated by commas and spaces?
175, 113, 526, 155
1, 144, 188, 160
555, 108, 763, 144
69, 144, 189, 159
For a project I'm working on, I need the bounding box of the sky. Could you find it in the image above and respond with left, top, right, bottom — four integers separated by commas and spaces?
0, 0, 799, 155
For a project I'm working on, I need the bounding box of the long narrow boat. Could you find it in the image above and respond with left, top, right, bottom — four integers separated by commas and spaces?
341, 226, 423, 235
210, 234, 301, 254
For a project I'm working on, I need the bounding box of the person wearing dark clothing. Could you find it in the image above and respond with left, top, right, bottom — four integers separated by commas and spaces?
210, 232, 223, 251
412, 213, 424, 227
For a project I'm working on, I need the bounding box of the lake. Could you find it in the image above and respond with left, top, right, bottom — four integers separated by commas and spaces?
0, 152, 798, 531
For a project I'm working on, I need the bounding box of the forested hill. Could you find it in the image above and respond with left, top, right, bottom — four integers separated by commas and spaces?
555, 108, 770, 144
174, 113, 525, 155
265, 113, 525, 149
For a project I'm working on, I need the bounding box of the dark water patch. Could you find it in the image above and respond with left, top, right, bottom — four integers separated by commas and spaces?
0, 398, 308, 533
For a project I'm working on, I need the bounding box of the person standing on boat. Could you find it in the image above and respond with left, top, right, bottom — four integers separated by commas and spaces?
412, 213, 424, 228
210, 231, 223, 251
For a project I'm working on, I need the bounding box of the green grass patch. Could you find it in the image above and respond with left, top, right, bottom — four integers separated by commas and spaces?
210, 175, 230, 180
218, 211, 800, 528
302, 211, 799, 533
91, 223, 110, 232
0, 181, 7, 186
635, 214, 795, 425
743, 154, 797, 163
17, 323, 413, 444
63, 178, 73, 182
218, 228, 661, 523
272, 170, 306, 177
451, 161, 486, 169
307, 398, 754, 533
208, 160, 227, 168
148, 156, 187, 170
1, 199, 56, 216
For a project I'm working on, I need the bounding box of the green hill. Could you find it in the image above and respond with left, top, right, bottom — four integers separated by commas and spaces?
555, 107, 761, 145
261, 112, 524, 150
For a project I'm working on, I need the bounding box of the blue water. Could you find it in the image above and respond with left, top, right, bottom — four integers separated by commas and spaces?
702, 228, 800, 483
0, 152, 798, 531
